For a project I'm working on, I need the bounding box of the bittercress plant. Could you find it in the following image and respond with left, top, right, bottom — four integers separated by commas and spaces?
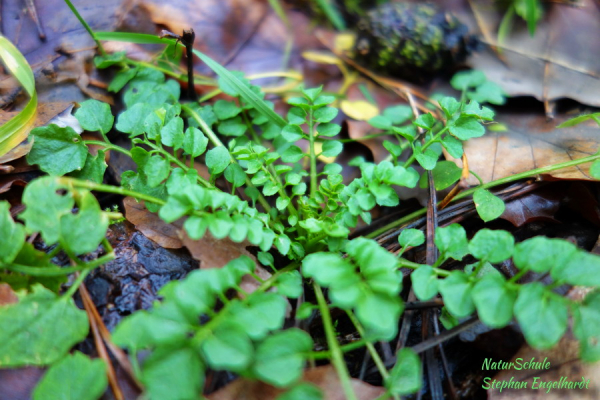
2, 39, 600, 400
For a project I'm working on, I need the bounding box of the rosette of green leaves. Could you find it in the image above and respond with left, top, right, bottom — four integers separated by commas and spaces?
303, 238, 403, 340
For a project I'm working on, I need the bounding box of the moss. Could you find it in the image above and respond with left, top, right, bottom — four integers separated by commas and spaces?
353, 2, 474, 81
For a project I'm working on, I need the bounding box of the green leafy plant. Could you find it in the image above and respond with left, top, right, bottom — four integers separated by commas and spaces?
2, 17, 600, 400
498, 0, 543, 41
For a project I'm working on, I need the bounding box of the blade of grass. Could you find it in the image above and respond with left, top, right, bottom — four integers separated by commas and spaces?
497, 5, 515, 49
192, 49, 287, 127
0, 35, 37, 158
314, 0, 346, 31
525, 0, 538, 36
95, 31, 182, 47
63, 0, 106, 55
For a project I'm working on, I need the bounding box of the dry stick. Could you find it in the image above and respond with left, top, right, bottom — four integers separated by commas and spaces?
25, 0, 45, 40
394, 93, 424, 398
372, 316, 482, 374
439, 153, 471, 210
424, 162, 445, 400
182, 29, 198, 102
79, 281, 124, 400
432, 315, 458, 400
80, 282, 142, 391
377, 180, 540, 248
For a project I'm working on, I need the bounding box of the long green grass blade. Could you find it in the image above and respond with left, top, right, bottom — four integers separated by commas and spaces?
497, 5, 515, 48
63, 0, 106, 55
525, 0, 538, 36
0, 35, 37, 157
314, 0, 346, 31
95, 31, 182, 46
192, 49, 286, 127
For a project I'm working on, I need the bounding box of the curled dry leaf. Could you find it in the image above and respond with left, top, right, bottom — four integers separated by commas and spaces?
180, 230, 271, 295
500, 184, 564, 227
116, 0, 313, 76
464, 0, 600, 107
448, 112, 600, 186
122, 196, 183, 249
207, 365, 386, 400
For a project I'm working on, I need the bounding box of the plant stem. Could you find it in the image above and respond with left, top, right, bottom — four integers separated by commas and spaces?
83, 140, 132, 157
63, 269, 91, 298
402, 125, 449, 169
57, 177, 166, 206
144, 142, 212, 188
346, 311, 390, 379
182, 103, 273, 213
396, 259, 446, 277
313, 283, 358, 400
307, 339, 368, 359
368, 153, 600, 238
508, 268, 528, 283
454, 153, 600, 201
308, 109, 318, 197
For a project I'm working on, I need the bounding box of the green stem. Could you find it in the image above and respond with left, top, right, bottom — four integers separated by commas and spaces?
368, 153, 600, 238
454, 153, 600, 202
308, 110, 318, 197
181, 103, 224, 148
181, 103, 273, 213
402, 125, 449, 169
508, 268, 528, 283
313, 283, 357, 400
260, 165, 297, 217
469, 170, 484, 186
397, 259, 450, 277
346, 311, 390, 380
57, 177, 166, 206
306, 339, 368, 359
63, 0, 106, 56
63, 269, 91, 298
83, 140, 132, 157
145, 142, 212, 188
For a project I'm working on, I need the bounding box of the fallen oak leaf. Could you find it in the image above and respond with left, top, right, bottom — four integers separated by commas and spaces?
207, 365, 386, 400
447, 111, 600, 185
123, 197, 183, 249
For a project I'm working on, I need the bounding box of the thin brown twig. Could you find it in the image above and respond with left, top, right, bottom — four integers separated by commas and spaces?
25, 0, 46, 40
80, 281, 143, 392
79, 281, 124, 400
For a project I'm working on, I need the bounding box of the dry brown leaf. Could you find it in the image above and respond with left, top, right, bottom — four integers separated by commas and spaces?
448, 112, 600, 185
0, 283, 18, 306
464, 0, 600, 107
487, 332, 600, 399
207, 365, 386, 400
122, 197, 183, 249
0, 367, 45, 400
179, 230, 254, 270
180, 230, 271, 294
